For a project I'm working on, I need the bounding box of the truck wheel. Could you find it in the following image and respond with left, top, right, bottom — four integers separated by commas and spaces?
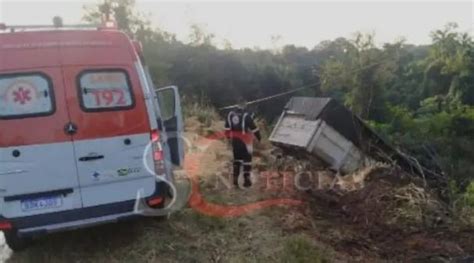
4, 231, 32, 251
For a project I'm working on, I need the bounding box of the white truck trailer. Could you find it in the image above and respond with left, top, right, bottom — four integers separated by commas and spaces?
269, 97, 371, 173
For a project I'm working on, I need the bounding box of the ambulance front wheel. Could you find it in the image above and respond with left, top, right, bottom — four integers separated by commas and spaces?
4, 230, 32, 251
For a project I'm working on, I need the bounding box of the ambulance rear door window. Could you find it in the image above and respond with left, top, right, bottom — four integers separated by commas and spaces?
78, 69, 135, 112
0, 73, 55, 119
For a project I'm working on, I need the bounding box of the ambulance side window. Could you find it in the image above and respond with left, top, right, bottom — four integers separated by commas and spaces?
157, 88, 175, 121
78, 69, 135, 111
0, 72, 55, 119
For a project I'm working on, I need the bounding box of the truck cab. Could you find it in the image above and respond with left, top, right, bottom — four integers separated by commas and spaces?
0, 22, 184, 250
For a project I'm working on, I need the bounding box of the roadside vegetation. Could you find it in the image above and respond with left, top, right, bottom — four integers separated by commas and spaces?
5, 0, 473, 261
84, 1, 473, 195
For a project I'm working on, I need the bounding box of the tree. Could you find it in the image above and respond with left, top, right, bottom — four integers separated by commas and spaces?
319, 33, 396, 120
422, 23, 474, 107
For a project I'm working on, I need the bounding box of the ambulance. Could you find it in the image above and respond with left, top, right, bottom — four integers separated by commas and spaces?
0, 21, 184, 250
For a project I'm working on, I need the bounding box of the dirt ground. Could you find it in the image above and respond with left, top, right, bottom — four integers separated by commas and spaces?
305, 177, 474, 262
2, 117, 474, 262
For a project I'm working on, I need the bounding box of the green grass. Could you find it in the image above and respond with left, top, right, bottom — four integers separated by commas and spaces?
280, 235, 330, 263
8, 192, 321, 263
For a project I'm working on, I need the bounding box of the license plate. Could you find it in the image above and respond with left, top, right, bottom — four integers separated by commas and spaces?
21, 196, 62, 211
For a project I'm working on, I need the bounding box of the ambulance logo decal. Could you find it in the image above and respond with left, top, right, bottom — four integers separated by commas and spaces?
8, 82, 36, 106
117, 167, 141, 176
92, 171, 101, 181
13, 86, 32, 104
231, 115, 240, 125
117, 169, 128, 176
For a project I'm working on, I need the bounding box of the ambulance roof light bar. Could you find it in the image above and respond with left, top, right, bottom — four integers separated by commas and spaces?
0, 17, 111, 33
99, 20, 118, 30
0, 23, 100, 33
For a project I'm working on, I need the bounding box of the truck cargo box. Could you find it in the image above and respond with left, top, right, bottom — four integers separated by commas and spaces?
269, 97, 441, 179
269, 98, 370, 173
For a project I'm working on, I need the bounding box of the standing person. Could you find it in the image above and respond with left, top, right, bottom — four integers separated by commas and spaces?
224, 102, 261, 188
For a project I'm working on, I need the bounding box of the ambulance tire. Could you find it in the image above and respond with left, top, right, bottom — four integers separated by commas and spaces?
4, 230, 32, 251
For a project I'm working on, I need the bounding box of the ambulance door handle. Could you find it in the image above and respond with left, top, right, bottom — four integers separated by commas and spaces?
79, 155, 104, 162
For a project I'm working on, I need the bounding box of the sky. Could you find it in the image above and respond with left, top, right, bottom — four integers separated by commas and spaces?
0, 0, 473, 49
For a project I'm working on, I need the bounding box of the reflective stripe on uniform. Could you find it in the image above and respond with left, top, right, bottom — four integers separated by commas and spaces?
242, 113, 248, 134
227, 111, 234, 129
245, 144, 253, 154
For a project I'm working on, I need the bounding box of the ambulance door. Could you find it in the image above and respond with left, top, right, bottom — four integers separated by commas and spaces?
0, 69, 82, 218
62, 66, 156, 208
156, 86, 184, 167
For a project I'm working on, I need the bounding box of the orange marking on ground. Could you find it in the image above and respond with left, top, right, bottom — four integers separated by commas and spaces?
184, 143, 303, 218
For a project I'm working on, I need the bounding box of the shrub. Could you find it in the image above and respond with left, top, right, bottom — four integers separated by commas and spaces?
280, 235, 329, 263
182, 95, 219, 128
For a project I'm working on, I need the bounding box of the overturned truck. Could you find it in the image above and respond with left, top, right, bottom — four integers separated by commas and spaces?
269, 97, 445, 183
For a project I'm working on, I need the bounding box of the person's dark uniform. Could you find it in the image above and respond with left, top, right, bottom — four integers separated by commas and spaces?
225, 106, 261, 188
